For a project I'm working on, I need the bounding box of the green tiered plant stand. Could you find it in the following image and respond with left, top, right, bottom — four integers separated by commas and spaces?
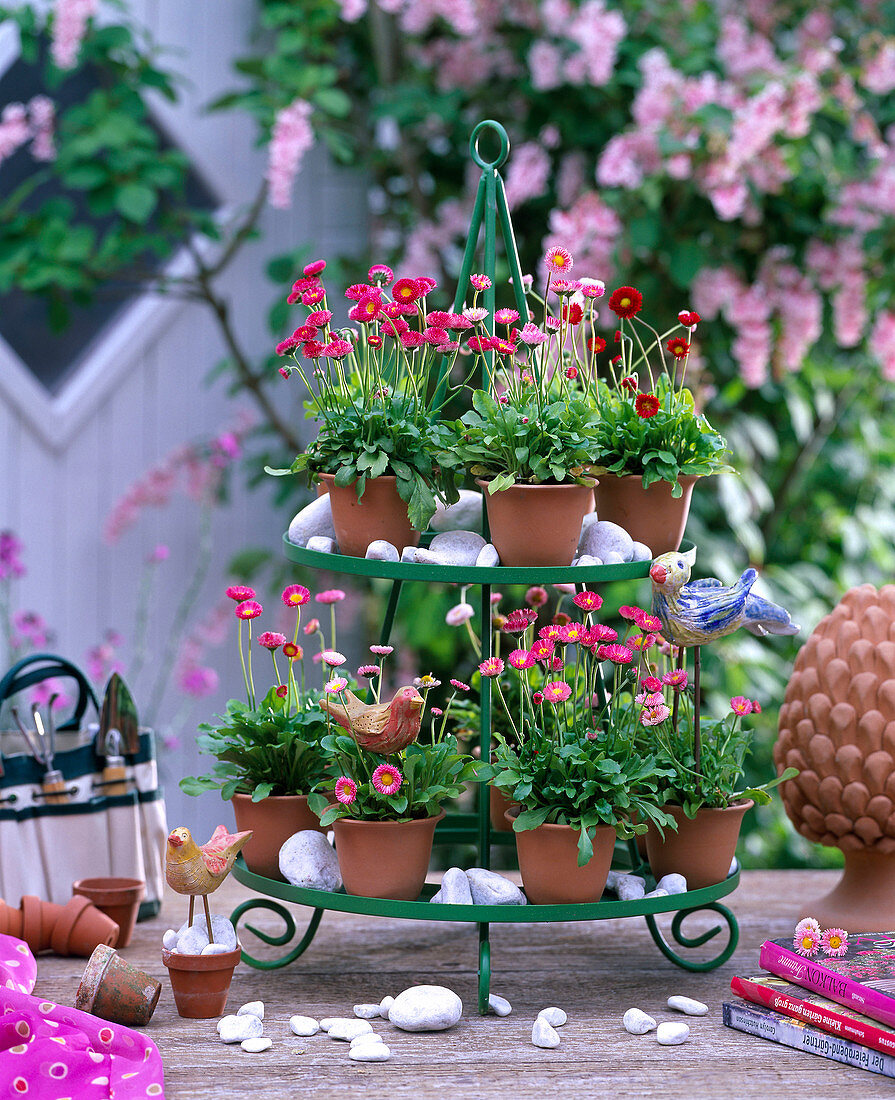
229, 121, 740, 1011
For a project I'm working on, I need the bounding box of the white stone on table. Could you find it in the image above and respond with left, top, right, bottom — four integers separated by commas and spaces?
279, 830, 342, 892
349, 1043, 391, 1062
488, 995, 512, 1017
241, 1037, 272, 1053
415, 530, 486, 567
287, 494, 336, 547
217, 1014, 236, 1033
644, 888, 669, 899
475, 544, 500, 567
388, 985, 463, 1032
616, 874, 646, 901
306, 536, 337, 554
201, 942, 233, 955
353, 1004, 383, 1019
379, 996, 394, 1019
430, 490, 484, 533
631, 541, 652, 561
667, 995, 708, 1016
578, 520, 634, 564
440, 867, 473, 905
319, 1018, 338, 1032
162, 928, 178, 950
656, 874, 687, 895
532, 1018, 561, 1048
327, 1019, 373, 1042
465, 868, 526, 906
237, 1001, 264, 1020
538, 1007, 567, 1027
289, 1015, 319, 1036
350, 1032, 384, 1047
219, 1014, 263, 1044
365, 540, 399, 562
605, 870, 625, 891
656, 1021, 690, 1045
623, 1008, 657, 1035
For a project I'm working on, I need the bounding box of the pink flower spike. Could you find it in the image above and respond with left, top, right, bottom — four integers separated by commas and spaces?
257, 631, 286, 650
324, 676, 348, 694
573, 590, 603, 612
226, 585, 256, 602
470, 273, 492, 291
450, 679, 471, 692
316, 589, 346, 604
282, 584, 311, 607
334, 776, 357, 804
369, 644, 394, 656
372, 763, 403, 796
820, 928, 849, 957
479, 657, 505, 678
321, 650, 347, 667
508, 649, 535, 671
235, 600, 263, 620
793, 928, 820, 957
730, 696, 753, 716
543, 680, 571, 703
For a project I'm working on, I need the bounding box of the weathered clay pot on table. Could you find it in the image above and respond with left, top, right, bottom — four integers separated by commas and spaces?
76, 943, 161, 1025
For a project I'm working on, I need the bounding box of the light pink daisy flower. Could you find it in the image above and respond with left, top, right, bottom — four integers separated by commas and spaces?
525, 586, 548, 608
463, 307, 489, 323
235, 600, 263, 620
303, 618, 320, 635
324, 676, 348, 694
663, 670, 688, 689
257, 632, 286, 650
635, 691, 665, 706
446, 603, 475, 626
370, 644, 394, 656
479, 657, 505, 678
450, 679, 470, 693
640, 704, 670, 726
372, 763, 403, 796
494, 308, 520, 325
795, 917, 821, 936
508, 649, 535, 671
321, 650, 347, 667
573, 590, 603, 612
335, 776, 357, 804
544, 246, 573, 274
543, 680, 572, 703
820, 928, 849, 957
282, 584, 311, 607
793, 927, 820, 957
730, 696, 753, 715
598, 643, 633, 665
470, 273, 492, 290
517, 322, 549, 346
316, 589, 346, 604
357, 665, 380, 678
226, 584, 255, 602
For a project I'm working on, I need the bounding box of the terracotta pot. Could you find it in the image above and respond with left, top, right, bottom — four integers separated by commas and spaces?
231, 793, 326, 880
162, 945, 242, 1019
0, 900, 24, 939
19, 896, 65, 953
318, 472, 419, 557
49, 894, 120, 957
799, 850, 895, 933
76, 944, 161, 1026
592, 473, 699, 555
475, 479, 593, 567
644, 800, 752, 891
72, 878, 145, 949
507, 810, 616, 904
489, 786, 517, 833
333, 812, 444, 900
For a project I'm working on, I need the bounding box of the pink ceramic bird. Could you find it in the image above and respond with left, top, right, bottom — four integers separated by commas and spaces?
319, 685, 425, 754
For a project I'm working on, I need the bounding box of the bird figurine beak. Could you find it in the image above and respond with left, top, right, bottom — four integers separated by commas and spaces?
649, 563, 668, 584
167, 831, 184, 848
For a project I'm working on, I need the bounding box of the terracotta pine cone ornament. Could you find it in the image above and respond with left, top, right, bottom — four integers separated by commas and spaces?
774, 583, 895, 932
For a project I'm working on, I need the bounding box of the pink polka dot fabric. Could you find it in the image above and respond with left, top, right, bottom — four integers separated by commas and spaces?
0, 933, 164, 1098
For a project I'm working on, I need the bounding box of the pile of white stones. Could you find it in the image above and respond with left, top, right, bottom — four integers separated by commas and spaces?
530, 1006, 567, 1049
430, 867, 526, 905
604, 871, 688, 902
623, 995, 709, 1046
161, 914, 238, 956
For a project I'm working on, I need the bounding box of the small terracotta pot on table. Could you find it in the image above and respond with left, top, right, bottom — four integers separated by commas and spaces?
73, 877, 145, 948
76, 943, 161, 1026
162, 945, 242, 1019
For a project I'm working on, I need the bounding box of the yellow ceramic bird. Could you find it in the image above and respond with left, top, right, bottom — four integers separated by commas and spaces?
319, 685, 425, 754
165, 824, 253, 928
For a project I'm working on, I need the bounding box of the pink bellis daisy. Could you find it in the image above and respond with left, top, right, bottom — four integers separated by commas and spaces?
479, 657, 505, 678
598, 644, 634, 665
573, 590, 603, 612
282, 584, 311, 607
226, 585, 255, 602
370, 644, 394, 656
357, 665, 380, 678
283, 642, 302, 660
619, 605, 644, 622
640, 704, 670, 726
663, 670, 688, 689
532, 691, 545, 705
470, 273, 492, 291
257, 632, 286, 650
324, 677, 348, 694
303, 618, 320, 635
730, 696, 753, 716
525, 586, 549, 608
544, 246, 573, 274
446, 602, 475, 627
793, 926, 820, 957
508, 649, 535, 671
635, 610, 663, 633
316, 589, 346, 604
450, 679, 471, 692
543, 680, 572, 703
641, 675, 663, 692
372, 763, 403, 796
235, 600, 263, 620
321, 650, 347, 667
334, 776, 357, 804
820, 928, 849, 957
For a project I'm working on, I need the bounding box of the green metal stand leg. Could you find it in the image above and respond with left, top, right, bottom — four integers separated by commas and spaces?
644, 902, 739, 971
478, 922, 492, 1014
230, 898, 325, 970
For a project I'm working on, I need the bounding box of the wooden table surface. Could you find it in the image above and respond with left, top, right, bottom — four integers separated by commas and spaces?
29, 869, 891, 1100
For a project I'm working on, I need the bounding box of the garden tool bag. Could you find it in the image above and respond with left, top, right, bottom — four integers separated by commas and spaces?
0, 654, 167, 918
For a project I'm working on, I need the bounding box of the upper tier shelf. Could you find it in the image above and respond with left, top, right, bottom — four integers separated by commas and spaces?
282, 534, 696, 585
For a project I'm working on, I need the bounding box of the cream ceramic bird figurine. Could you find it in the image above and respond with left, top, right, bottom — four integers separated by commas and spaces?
166, 824, 253, 929
319, 685, 425, 754
649, 551, 799, 648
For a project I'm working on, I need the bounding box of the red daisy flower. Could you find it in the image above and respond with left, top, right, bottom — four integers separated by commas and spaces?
678, 310, 701, 327
345, 283, 373, 301
620, 375, 638, 393
666, 336, 690, 359
587, 336, 607, 354
275, 337, 298, 356
635, 392, 660, 418
303, 340, 325, 358
303, 259, 326, 276
562, 302, 584, 325
608, 286, 643, 319
392, 277, 423, 303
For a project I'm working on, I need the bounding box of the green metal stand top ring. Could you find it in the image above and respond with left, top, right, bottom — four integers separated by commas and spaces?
470, 120, 510, 170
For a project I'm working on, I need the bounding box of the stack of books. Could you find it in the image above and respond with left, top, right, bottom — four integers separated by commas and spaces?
725, 931, 895, 1078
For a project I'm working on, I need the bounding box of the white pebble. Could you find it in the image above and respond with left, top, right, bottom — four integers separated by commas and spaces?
241, 1037, 272, 1053
667, 995, 708, 1016
219, 1015, 263, 1044
349, 1043, 391, 1062
217, 1015, 237, 1034
656, 874, 688, 895
623, 1008, 657, 1035
643, 888, 670, 899
657, 1021, 690, 1045
319, 1018, 338, 1032
237, 1001, 264, 1020
538, 1007, 567, 1027
327, 1019, 374, 1042
617, 875, 646, 901
289, 1015, 319, 1037
350, 1032, 384, 1048
354, 1003, 383, 1019
379, 996, 394, 1019
488, 994, 512, 1017
532, 1017, 561, 1048
201, 942, 233, 955
162, 929, 178, 950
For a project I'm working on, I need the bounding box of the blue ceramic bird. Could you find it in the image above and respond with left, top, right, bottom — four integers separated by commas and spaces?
649, 551, 799, 647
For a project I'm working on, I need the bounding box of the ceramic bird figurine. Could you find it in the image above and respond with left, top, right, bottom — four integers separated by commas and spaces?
649, 551, 799, 647
319, 685, 425, 754
166, 824, 253, 929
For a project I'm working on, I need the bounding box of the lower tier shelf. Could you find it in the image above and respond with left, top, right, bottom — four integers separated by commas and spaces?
230, 856, 741, 1012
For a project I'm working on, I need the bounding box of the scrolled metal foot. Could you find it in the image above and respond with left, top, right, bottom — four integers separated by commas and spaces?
644, 902, 739, 972
230, 897, 324, 970
478, 925, 491, 1015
